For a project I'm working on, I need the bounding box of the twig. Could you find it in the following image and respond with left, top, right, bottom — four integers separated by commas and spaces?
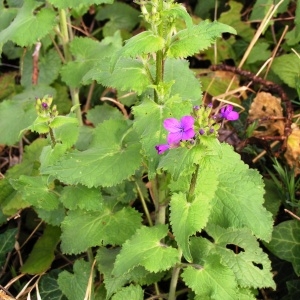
284, 209, 300, 221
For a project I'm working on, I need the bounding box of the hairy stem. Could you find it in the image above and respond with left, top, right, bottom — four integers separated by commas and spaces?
168, 249, 183, 300
188, 164, 199, 202
135, 181, 153, 227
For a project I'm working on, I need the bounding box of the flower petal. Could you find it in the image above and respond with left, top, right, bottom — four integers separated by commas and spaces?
226, 111, 239, 121
163, 118, 181, 132
167, 132, 183, 144
181, 128, 195, 140
155, 144, 170, 154
180, 116, 194, 130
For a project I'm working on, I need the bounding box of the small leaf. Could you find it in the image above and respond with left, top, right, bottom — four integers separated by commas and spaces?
111, 284, 143, 300
168, 20, 236, 58
112, 225, 179, 276
21, 225, 60, 274
61, 207, 142, 254
58, 259, 91, 300
0, 0, 56, 48
0, 228, 17, 267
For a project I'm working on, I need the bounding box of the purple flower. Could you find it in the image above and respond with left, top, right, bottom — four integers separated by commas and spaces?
220, 105, 239, 121
41, 102, 48, 109
199, 128, 205, 135
155, 144, 170, 155
164, 116, 195, 144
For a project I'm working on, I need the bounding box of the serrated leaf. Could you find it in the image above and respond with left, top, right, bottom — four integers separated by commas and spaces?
170, 170, 218, 262
21, 225, 60, 274
112, 225, 179, 276
111, 284, 143, 300
271, 54, 300, 88
182, 254, 238, 299
162, 4, 193, 28
206, 225, 275, 289
41, 120, 143, 187
0, 0, 56, 48
133, 96, 193, 178
61, 33, 122, 87
39, 270, 67, 300
48, 0, 113, 9
0, 228, 17, 267
119, 31, 165, 58
0, 99, 36, 145
61, 207, 142, 254
36, 204, 66, 227
164, 58, 202, 103
168, 20, 236, 58
58, 259, 91, 300
265, 220, 300, 276
9, 175, 60, 211
60, 185, 103, 211
203, 143, 273, 241
83, 57, 152, 95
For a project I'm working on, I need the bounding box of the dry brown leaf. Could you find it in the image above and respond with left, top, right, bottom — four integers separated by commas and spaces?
284, 124, 300, 175
0, 290, 15, 300
248, 92, 284, 137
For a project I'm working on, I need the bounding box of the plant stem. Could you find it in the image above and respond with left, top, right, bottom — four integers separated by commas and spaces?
135, 181, 153, 227
168, 249, 183, 300
188, 164, 199, 202
59, 9, 83, 126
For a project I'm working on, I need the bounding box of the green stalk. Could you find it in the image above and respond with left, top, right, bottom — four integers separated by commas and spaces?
168, 249, 183, 300
59, 9, 83, 126
135, 181, 153, 227
188, 164, 199, 202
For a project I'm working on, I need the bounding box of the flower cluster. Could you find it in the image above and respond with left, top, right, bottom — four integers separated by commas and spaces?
155, 104, 239, 154
35, 95, 58, 118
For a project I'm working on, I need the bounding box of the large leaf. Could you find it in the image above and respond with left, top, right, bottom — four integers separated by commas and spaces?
182, 254, 238, 299
21, 225, 61, 275
41, 119, 143, 187
61, 33, 122, 87
111, 285, 143, 300
203, 143, 273, 241
0, 0, 56, 49
271, 53, 300, 88
265, 220, 300, 276
112, 225, 179, 276
206, 225, 275, 289
0, 228, 17, 267
61, 207, 142, 254
168, 20, 236, 58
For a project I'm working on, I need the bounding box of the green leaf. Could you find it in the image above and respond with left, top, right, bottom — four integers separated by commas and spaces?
119, 30, 165, 58
162, 4, 193, 28
271, 53, 300, 88
0, 228, 17, 267
21, 225, 60, 274
48, 0, 113, 9
265, 220, 300, 276
36, 204, 66, 227
182, 254, 238, 299
60, 185, 103, 211
21, 48, 62, 88
246, 41, 271, 64
61, 33, 122, 87
206, 225, 275, 289
9, 175, 60, 211
39, 270, 67, 300
96, 2, 140, 36
133, 96, 192, 178
204, 143, 273, 241
86, 104, 123, 126
168, 20, 236, 58
170, 169, 218, 262
112, 225, 179, 276
111, 284, 143, 300
58, 259, 91, 300
164, 58, 202, 103
0, 99, 36, 145
61, 207, 142, 254
0, 0, 56, 49
83, 57, 152, 95
42, 120, 143, 187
